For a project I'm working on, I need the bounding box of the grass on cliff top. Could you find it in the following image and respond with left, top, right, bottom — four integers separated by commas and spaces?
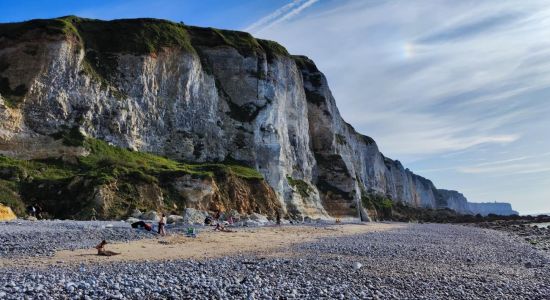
0, 16, 291, 109
0, 16, 290, 59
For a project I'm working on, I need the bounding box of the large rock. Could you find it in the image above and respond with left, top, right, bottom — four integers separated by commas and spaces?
167, 215, 184, 224
140, 211, 160, 221
0, 204, 16, 221
182, 208, 209, 225
130, 209, 143, 218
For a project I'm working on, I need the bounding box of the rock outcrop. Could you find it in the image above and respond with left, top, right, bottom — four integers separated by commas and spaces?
0, 204, 16, 221
0, 16, 517, 219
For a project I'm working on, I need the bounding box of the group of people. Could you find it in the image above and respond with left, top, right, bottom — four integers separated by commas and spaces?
131, 213, 167, 236
205, 210, 235, 232
97, 209, 285, 257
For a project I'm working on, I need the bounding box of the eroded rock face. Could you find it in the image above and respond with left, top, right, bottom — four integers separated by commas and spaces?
437, 189, 471, 214
0, 17, 515, 219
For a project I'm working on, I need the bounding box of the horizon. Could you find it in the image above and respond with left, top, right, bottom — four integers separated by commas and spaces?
1, 0, 548, 215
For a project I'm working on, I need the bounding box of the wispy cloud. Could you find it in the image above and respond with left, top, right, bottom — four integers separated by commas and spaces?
458, 153, 550, 175
245, 0, 320, 34
244, 0, 303, 32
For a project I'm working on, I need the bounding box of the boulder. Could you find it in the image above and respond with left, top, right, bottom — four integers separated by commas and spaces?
130, 209, 143, 218
248, 213, 269, 224
0, 204, 16, 221
243, 213, 270, 226
226, 209, 241, 221
167, 215, 184, 224
182, 208, 208, 225
140, 210, 160, 221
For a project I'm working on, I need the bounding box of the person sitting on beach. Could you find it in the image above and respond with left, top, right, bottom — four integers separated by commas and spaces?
158, 213, 167, 236
214, 223, 233, 232
95, 240, 120, 256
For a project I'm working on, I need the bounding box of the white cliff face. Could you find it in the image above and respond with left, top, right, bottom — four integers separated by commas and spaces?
437, 190, 471, 214
467, 202, 519, 216
297, 56, 441, 217
0, 17, 516, 219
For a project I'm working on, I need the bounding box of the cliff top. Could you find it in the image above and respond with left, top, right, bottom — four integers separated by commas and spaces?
0, 16, 290, 59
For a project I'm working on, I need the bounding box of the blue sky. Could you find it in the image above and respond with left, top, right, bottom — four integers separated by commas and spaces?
1, 0, 548, 214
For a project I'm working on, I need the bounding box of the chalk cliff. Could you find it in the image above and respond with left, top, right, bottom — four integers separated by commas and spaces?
467, 202, 518, 216
0, 17, 517, 219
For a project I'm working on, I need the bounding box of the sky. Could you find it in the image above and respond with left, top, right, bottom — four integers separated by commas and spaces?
1, 0, 548, 214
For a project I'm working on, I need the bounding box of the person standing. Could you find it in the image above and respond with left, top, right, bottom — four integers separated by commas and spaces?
158, 213, 167, 236
90, 208, 97, 221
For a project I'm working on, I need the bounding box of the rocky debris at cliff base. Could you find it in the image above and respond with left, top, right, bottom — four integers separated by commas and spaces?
182, 208, 209, 225
472, 220, 550, 252
1, 223, 549, 299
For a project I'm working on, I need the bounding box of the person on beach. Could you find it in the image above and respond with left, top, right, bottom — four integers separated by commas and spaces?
214, 222, 233, 232
95, 240, 120, 256
90, 208, 97, 221
27, 205, 36, 217
35, 204, 43, 219
158, 213, 167, 236
276, 210, 281, 226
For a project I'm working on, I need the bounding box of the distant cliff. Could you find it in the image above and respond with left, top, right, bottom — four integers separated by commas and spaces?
467, 202, 519, 216
0, 16, 517, 219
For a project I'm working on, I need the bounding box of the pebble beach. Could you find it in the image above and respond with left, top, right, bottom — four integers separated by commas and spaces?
1, 221, 549, 299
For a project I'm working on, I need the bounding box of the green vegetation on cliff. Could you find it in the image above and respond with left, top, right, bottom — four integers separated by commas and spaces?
287, 176, 313, 198
0, 131, 263, 219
